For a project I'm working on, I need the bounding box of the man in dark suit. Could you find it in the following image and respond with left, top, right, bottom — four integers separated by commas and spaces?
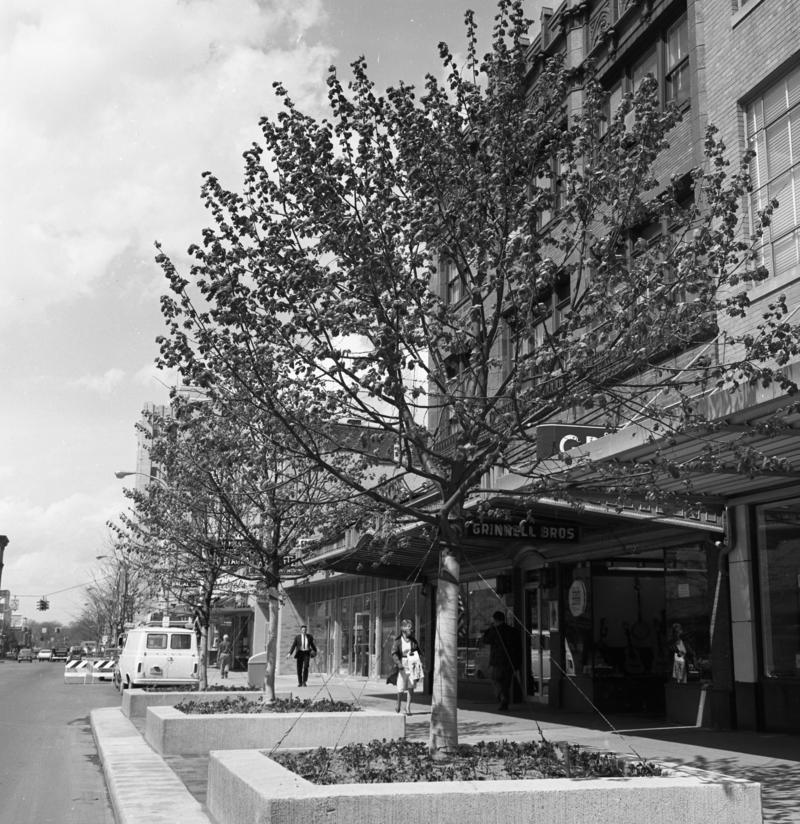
287, 625, 317, 686
482, 610, 521, 711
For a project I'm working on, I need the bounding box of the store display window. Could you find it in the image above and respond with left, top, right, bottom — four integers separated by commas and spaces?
757, 502, 800, 679
457, 578, 512, 680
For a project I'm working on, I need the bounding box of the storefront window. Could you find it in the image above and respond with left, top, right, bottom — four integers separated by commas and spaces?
664, 546, 710, 680
562, 564, 593, 677
589, 546, 710, 684
380, 589, 398, 677
458, 579, 511, 679
307, 601, 330, 674
757, 502, 800, 678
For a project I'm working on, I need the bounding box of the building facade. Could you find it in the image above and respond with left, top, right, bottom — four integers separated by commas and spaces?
278, 0, 800, 733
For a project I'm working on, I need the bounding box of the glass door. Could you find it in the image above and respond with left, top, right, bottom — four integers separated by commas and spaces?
353, 611, 371, 677
525, 585, 550, 702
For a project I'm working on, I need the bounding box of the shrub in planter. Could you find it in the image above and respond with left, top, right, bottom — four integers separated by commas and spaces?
175, 696, 359, 715
271, 738, 661, 784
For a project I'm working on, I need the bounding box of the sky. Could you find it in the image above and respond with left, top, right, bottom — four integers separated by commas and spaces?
0, 0, 547, 625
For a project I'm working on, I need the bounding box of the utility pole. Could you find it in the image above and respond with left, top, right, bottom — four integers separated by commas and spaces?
0, 535, 8, 593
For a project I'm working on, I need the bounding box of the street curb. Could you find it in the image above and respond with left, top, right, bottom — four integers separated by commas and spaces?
90, 707, 212, 824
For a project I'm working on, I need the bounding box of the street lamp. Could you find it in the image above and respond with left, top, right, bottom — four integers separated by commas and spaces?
0, 534, 9, 592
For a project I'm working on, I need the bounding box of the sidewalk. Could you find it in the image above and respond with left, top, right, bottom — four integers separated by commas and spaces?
93, 668, 800, 824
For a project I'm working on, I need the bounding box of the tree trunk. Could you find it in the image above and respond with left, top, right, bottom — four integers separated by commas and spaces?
429, 540, 461, 753
261, 585, 280, 701
197, 621, 209, 690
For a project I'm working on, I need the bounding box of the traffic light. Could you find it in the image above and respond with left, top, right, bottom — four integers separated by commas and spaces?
37, 598, 49, 611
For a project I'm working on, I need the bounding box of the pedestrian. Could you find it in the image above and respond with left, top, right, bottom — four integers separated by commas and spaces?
288, 625, 317, 687
217, 634, 232, 679
390, 619, 424, 715
669, 623, 694, 683
481, 610, 521, 711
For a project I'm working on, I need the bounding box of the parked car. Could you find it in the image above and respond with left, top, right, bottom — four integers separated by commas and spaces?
17, 648, 33, 662
51, 647, 69, 662
114, 622, 198, 690
37, 648, 53, 662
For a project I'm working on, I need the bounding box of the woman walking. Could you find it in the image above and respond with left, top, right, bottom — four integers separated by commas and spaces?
390, 619, 424, 715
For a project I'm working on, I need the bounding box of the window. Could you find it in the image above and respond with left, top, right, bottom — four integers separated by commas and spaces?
146, 633, 167, 650
443, 257, 464, 305
600, 82, 624, 137
170, 634, 192, 650
553, 279, 570, 328
536, 154, 564, 228
757, 501, 800, 679
746, 64, 800, 280
632, 47, 658, 92
604, 14, 690, 122
666, 17, 690, 105
457, 578, 512, 680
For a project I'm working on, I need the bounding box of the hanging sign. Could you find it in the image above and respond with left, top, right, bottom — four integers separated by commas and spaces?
568, 580, 588, 617
536, 424, 608, 460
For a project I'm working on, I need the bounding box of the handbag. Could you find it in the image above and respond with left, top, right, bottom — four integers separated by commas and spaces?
408, 651, 424, 683
386, 668, 399, 685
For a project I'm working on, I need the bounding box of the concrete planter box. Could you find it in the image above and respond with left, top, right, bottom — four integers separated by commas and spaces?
121, 688, 290, 719
145, 705, 405, 756
208, 749, 762, 824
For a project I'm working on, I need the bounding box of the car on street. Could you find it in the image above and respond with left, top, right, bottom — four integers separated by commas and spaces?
66, 646, 85, 663
17, 648, 33, 662
37, 648, 53, 662
51, 647, 69, 662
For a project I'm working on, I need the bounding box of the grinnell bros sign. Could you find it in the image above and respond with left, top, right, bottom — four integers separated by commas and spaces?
464, 519, 579, 543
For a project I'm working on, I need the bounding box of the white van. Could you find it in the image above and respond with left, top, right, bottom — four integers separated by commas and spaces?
114, 622, 198, 690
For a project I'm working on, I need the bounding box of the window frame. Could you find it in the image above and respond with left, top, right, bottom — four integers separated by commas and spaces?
745, 64, 800, 281
601, 13, 691, 125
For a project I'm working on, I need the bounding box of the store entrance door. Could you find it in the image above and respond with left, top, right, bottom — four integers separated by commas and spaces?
525, 585, 550, 702
353, 612, 370, 676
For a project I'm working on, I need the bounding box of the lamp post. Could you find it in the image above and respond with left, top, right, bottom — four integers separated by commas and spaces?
0, 534, 9, 593
0, 536, 8, 658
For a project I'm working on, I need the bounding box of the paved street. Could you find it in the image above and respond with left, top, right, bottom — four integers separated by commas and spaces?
0, 659, 119, 824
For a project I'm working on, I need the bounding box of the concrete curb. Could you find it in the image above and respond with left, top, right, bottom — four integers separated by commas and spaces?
90, 707, 212, 824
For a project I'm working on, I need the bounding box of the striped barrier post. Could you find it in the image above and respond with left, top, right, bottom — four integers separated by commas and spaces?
91, 660, 116, 682
64, 659, 92, 684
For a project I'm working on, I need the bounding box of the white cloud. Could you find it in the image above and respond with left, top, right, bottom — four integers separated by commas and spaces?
0, 0, 334, 315
133, 361, 176, 393
73, 368, 126, 395
0, 487, 124, 622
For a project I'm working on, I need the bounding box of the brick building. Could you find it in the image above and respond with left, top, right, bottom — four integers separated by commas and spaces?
280, 0, 800, 732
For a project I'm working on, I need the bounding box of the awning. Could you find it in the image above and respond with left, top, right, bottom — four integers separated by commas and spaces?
302, 497, 717, 584
302, 365, 800, 584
